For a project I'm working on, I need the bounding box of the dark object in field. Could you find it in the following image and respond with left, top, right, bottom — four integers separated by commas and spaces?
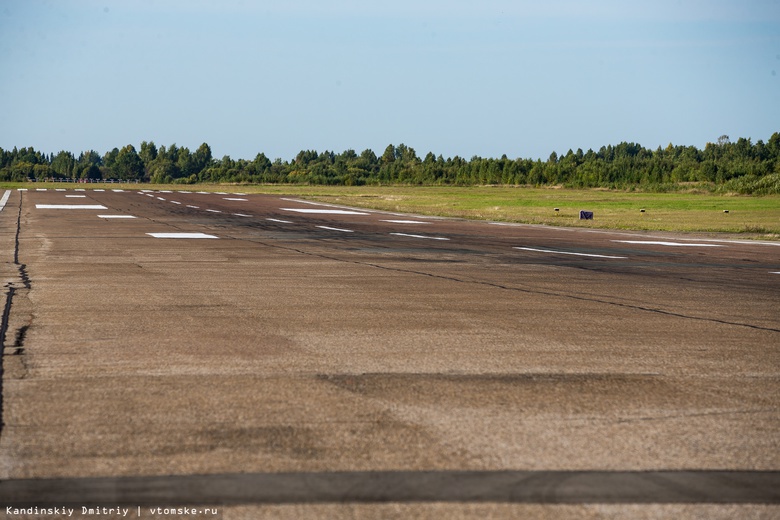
579, 210, 594, 220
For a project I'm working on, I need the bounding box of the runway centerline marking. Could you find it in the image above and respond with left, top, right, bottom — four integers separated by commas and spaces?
380, 220, 430, 224
146, 233, 218, 239
206, 209, 222, 213
232, 213, 252, 217
186, 205, 200, 209
317, 226, 354, 233
35, 204, 108, 210
612, 240, 724, 247
98, 215, 137, 219
515, 246, 627, 259
65, 194, 86, 198
390, 233, 450, 241
267, 218, 293, 223
281, 208, 370, 215
224, 198, 248, 201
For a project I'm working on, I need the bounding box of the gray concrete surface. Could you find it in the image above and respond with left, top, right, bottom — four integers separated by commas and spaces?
0, 188, 778, 518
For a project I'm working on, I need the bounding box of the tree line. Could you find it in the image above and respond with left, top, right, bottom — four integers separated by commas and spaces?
1, 133, 779, 194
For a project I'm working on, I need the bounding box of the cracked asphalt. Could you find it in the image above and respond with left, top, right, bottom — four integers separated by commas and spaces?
0, 188, 778, 518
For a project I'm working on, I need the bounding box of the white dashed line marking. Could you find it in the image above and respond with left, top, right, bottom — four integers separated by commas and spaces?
171, 201, 182, 205
390, 233, 450, 241
0, 190, 10, 211
267, 218, 292, 223
146, 233, 218, 239
36, 204, 108, 210
612, 240, 723, 247
380, 220, 429, 224
224, 198, 248, 201
206, 209, 222, 213
65, 195, 86, 198
112, 189, 124, 192
157, 197, 166, 201
36, 188, 47, 191
317, 226, 354, 233
514, 247, 627, 259
282, 208, 369, 215
55, 188, 66, 192
232, 213, 252, 217
186, 205, 200, 209
98, 215, 137, 219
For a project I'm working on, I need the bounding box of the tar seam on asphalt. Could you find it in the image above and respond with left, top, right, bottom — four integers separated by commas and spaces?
1, 193, 32, 433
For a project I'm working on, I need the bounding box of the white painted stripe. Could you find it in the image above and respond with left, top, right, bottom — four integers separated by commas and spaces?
613, 240, 723, 247
232, 213, 252, 217
224, 198, 248, 201
233, 193, 247, 196
94, 189, 105, 192
196, 191, 209, 194
36, 188, 47, 191
75, 188, 85, 191
317, 226, 354, 233
0, 190, 11, 212
380, 220, 429, 224
186, 205, 200, 209
390, 233, 450, 241
146, 194, 155, 197
281, 208, 369, 215
147, 232, 218, 239
65, 194, 87, 198
157, 197, 166, 201
206, 209, 222, 213
215, 191, 228, 194
280, 198, 331, 206
17, 188, 28, 191
98, 215, 137, 219
267, 218, 292, 223
160, 190, 173, 193
514, 247, 627, 259
55, 188, 66, 192
36, 204, 108, 210
772, 272, 780, 275
140, 190, 153, 192
171, 201, 182, 205
112, 189, 124, 192
179, 191, 192, 193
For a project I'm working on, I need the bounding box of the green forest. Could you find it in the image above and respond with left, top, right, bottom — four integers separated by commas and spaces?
2, 133, 779, 194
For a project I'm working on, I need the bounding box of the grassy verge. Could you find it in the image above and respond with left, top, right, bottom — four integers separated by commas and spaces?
3, 182, 779, 237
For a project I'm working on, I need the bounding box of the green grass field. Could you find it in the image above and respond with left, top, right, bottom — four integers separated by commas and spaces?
3, 182, 779, 237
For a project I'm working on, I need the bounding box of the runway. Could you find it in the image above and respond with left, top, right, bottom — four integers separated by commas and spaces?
0, 188, 778, 517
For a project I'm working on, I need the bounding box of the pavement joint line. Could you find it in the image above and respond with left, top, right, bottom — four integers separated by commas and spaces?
1, 470, 778, 506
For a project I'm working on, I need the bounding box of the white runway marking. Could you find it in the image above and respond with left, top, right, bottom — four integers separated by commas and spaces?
36, 204, 108, 210
267, 218, 292, 223
317, 226, 354, 233
94, 189, 105, 192
112, 189, 124, 192
613, 240, 723, 247
98, 215, 137, 219
514, 247, 627, 259
146, 232, 218, 239
0, 190, 10, 212
171, 201, 182, 205
160, 190, 173, 193
224, 197, 248, 201
772, 272, 780, 275
380, 220, 429, 224
17, 189, 28, 191
55, 188, 66, 192
65, 195, 87, 198
390, 233, 450, 241
232, 213, 252, 217
281, 208, 369, 215
36, 188, 47, 191
146, 194, 155, 197
75, 188, 85, 191
186, 205, 200, 209
157, 197, 166, 201
206, 209, 222, 213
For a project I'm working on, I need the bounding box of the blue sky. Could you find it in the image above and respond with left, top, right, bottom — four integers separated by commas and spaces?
1, 0, 778, 161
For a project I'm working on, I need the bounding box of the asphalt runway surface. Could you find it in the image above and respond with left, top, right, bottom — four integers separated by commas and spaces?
0, 188, 778, 518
